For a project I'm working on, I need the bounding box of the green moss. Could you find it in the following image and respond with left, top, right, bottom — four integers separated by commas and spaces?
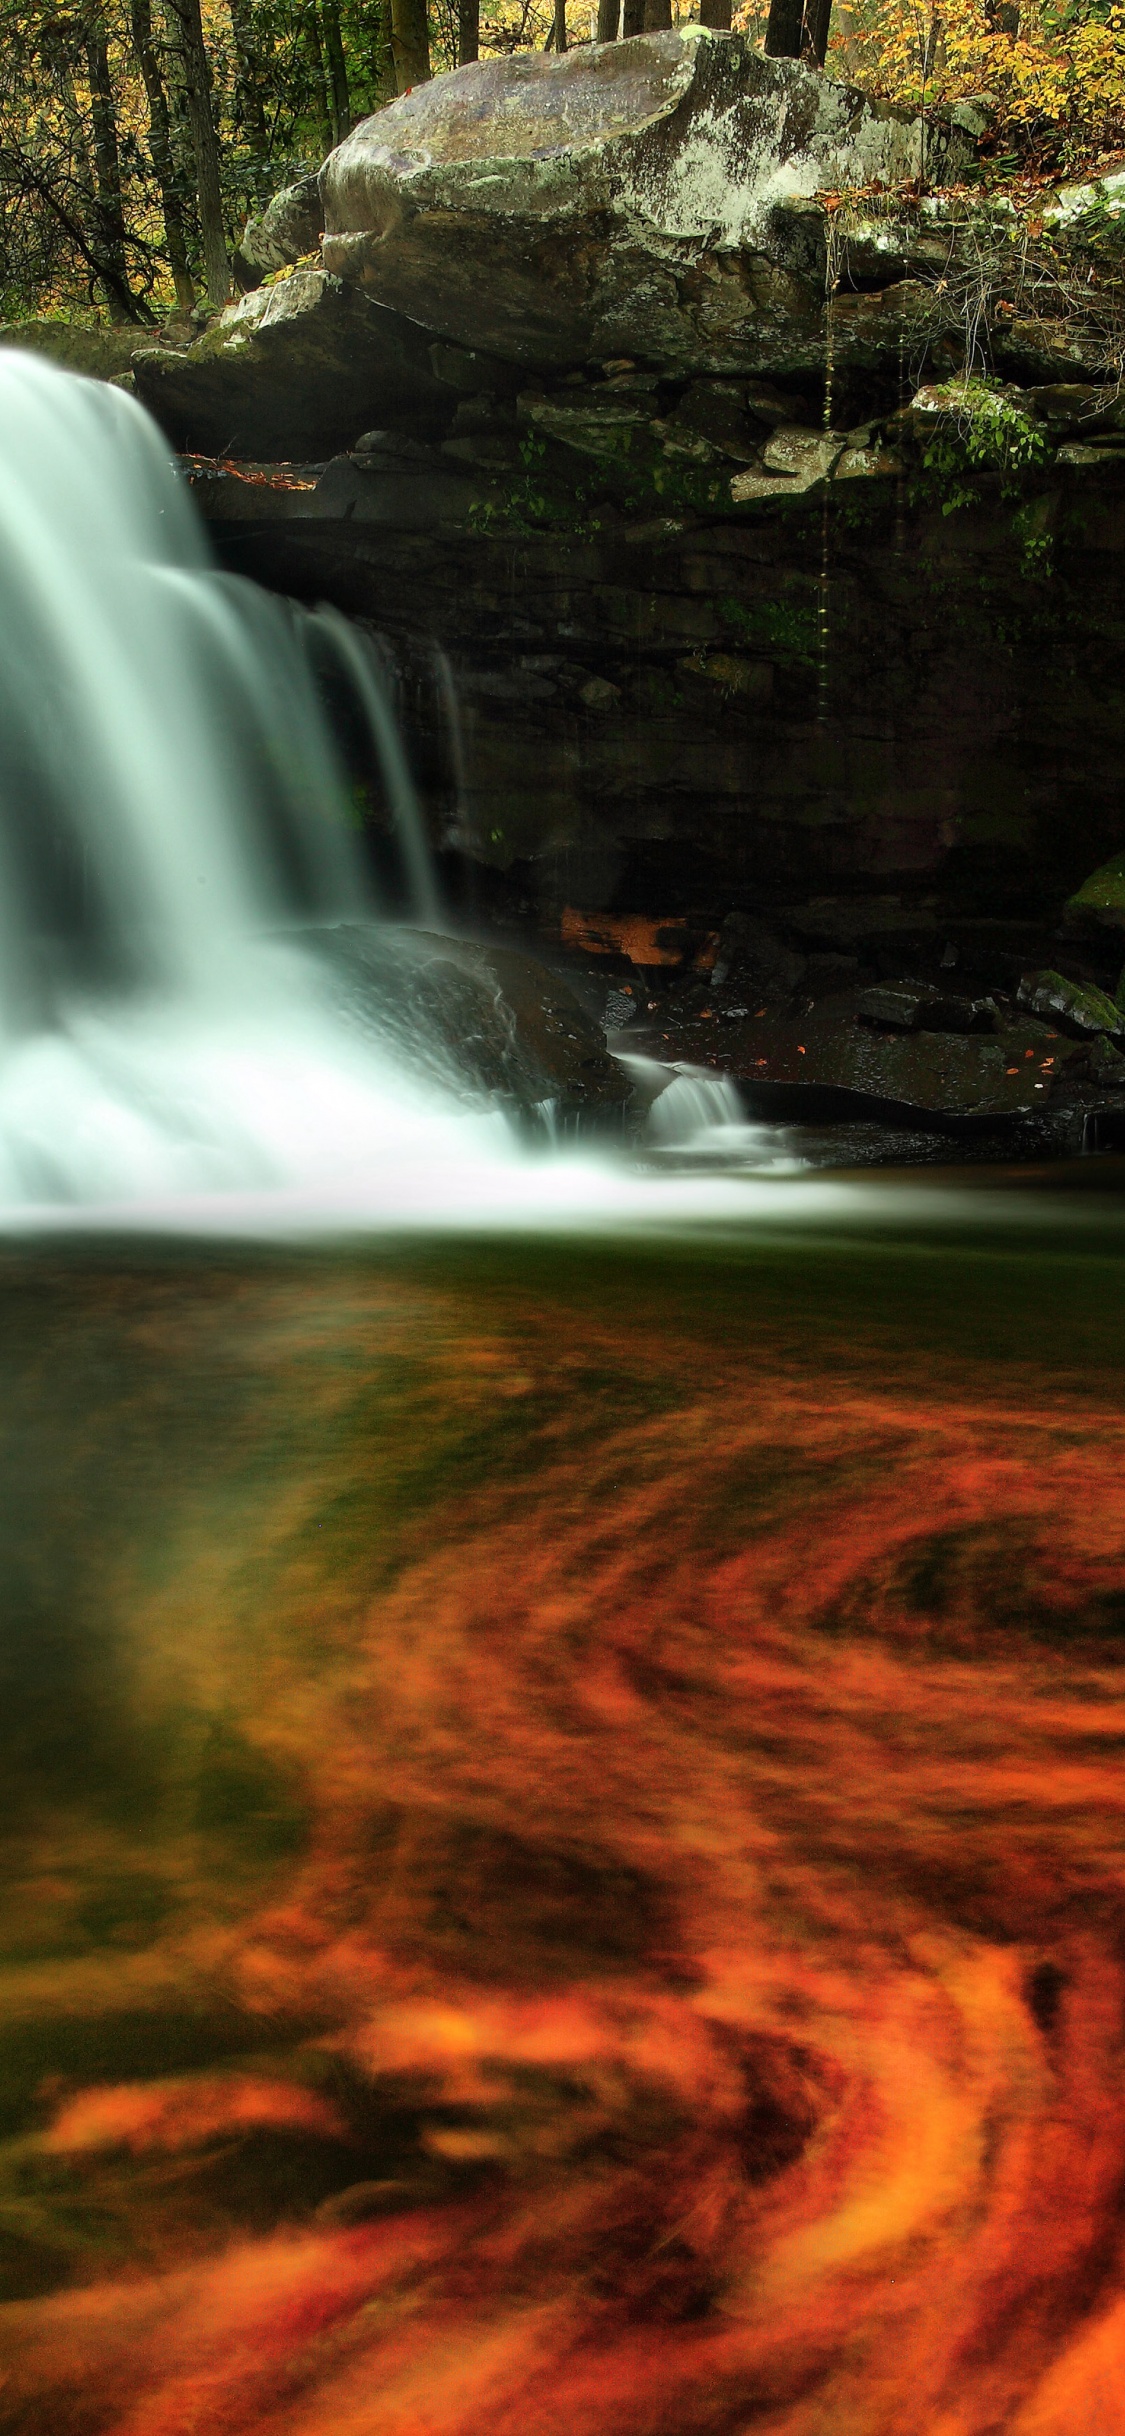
719, 594, 818, 666
1068, 850, 1125, 923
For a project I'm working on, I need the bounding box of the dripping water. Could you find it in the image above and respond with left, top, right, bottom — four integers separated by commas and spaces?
817, 219, 843, 732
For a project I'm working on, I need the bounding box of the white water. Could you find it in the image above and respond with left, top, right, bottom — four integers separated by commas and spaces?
0, 352, 931, 1236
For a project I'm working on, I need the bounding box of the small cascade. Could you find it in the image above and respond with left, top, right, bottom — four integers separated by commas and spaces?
319, 615, 442, 928
617, 1054, 792, 1169
647, 1063, 745, 1145
432, 643, 469, 841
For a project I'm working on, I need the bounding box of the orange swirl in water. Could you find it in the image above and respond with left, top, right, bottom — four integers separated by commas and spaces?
5, 1283, 1125, 2435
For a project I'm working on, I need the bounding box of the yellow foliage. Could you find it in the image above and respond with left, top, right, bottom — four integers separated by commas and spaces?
842, 0, 1125, 162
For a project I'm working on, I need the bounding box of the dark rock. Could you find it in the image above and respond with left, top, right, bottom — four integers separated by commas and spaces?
857, 982, 998, 1033
655, 995, 1071, 1120
305, 922, 632, 1133
804, 952, 861, 997
664, 380, 768, 463
132, 271, 470, 458
311, 453, 487, 528
320, 35, 968, 375
711, 911, 805, 1003
233, 174, 323, 291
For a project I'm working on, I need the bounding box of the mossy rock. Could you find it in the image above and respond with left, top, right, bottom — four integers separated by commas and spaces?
1067, 851, 1125, 928
0, 320, 142, 381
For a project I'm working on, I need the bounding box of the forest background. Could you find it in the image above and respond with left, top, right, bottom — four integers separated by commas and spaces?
3, 0, 1125, 332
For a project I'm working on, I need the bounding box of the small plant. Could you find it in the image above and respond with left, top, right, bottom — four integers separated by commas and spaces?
913, 377, 1051, 515
719, 594, 819, 666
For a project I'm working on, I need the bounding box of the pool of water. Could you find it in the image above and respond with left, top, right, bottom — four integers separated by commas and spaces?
2, 1182, 1125, 2434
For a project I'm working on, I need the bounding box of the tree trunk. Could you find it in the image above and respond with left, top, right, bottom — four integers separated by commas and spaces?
303, 10, 334, 152
165, 0, 231, 302
595, 0, 618, 36
805, 0, 831, 59
620, 0, 644, 31
554, 0, 567, 46
699, 0, 732, 24
390, 0, 430, 87
226, 0, 269, 147
643, 0, 671, 24
130, 0, 196, 309
457, 0, 479, 63
81, 7, 135, 318
320, 0, 352, 141
764, 0, 803, 54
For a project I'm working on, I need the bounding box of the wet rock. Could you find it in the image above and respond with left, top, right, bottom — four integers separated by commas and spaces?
661, 997, 1070, 1120
857, 981, 998, 1033
233, 174, 323, 291
320, 34, 968, 375
1016, 967, 1125, 1040
131, 271, 479, 458
305, 922, 632, 1133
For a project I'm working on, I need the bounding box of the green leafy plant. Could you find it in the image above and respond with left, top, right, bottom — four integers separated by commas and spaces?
913, 377, 1051, 515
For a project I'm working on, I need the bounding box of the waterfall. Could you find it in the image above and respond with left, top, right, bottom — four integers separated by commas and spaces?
0, 352, 785, 1225
0, 352, 499, 1206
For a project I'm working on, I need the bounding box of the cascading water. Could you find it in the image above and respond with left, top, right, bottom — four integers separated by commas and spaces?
0, 352, 814, 1228
0, 352, 506, 1207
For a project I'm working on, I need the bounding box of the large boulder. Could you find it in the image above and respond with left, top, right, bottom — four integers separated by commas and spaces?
320, 31, 969, 374
305, 922, 632, 1133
